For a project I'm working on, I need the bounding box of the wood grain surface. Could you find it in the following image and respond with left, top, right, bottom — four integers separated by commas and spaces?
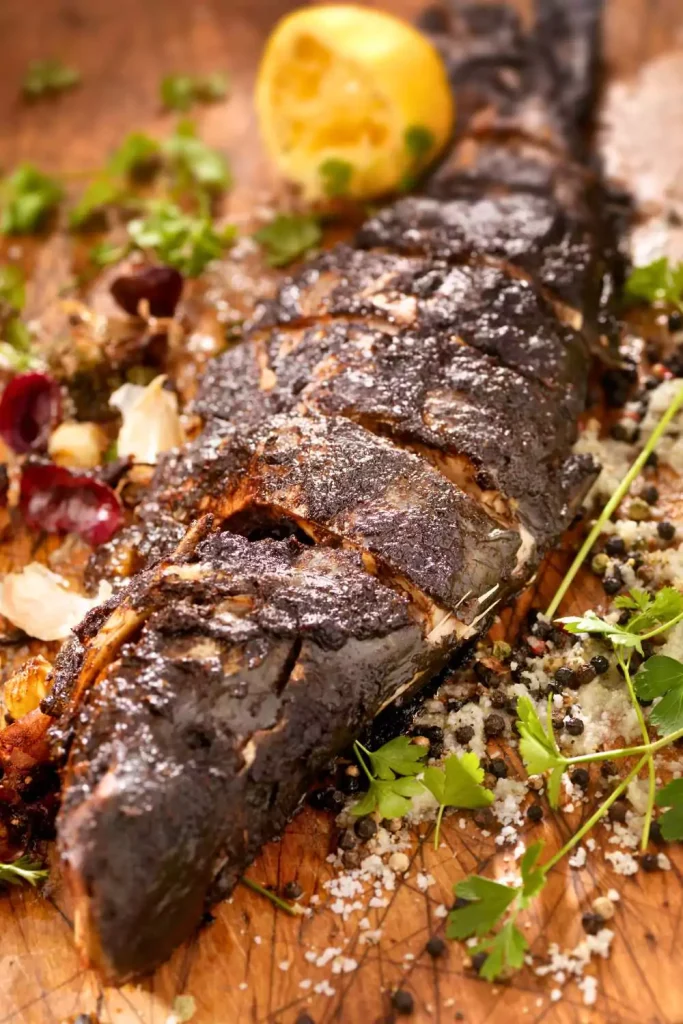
1, 1, 683, 1022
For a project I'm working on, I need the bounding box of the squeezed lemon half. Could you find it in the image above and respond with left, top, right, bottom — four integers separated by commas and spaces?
255, 4, 454, 199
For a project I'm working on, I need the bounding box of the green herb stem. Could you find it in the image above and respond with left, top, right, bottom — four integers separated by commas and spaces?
564, 722, 683, 765
617, 650, 656, 849
353, 741, 376, 785
641, 610, 683, 641
433, 804, 446, 850
542, 754, 649, 873
240, 877, 301, 916
545, 383, 683, 619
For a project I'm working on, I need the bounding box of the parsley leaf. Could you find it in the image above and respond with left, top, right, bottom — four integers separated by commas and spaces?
22, 58, 80, 99
424, 752, 493, 846
363, 736, 427, 779
89, 241, 129, 268
635, 655, 683, 736
319, 158, 353, 198
558, 611, 644, 653
351, 775, 424, 820
163, 119, 232, 194
624, 257, 683, 307
108, 132, 161, 178
253, 213, 322, 267
0, 265, 25, 311
470, 920, 528, 981
622, 587, 683, 635
655, 779, 683, 840
0, 855, 48, 887
161, 72, 229, 111
519, 841, 546, 904
516, 696, 564, 785
1, 164, 63, 234
69, 176, 123, 229
447, 876, 517, 939
127, 201, 235, 276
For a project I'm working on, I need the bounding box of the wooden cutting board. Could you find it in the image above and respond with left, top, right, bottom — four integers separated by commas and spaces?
2, 1, 683, 1022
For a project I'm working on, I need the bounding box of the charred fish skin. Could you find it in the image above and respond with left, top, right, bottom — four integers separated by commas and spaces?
50, 0, 611, 981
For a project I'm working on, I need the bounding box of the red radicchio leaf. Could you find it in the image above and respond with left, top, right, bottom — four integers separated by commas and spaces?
20, 463, 123, 547
0, 373, 62, 454
110, 264, 184, 318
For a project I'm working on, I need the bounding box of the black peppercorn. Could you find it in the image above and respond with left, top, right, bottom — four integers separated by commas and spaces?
571, 768, 590, 790
483, 713, 506, 738
641, 484, 659, 505
455, 724, 475, 745
581, 911, 605, 936
605, 536, 626, 557
296, 1014, 316, 1024
473, 807, 495, 829
488, 757, 508, 779
283, 881, 303, 900
489, 691, 507, 709
355, 816, 378, 841
426, 936, 447, 958
669, 310, 683, 332
591, 655, 610, 675
603, 574, 623, 595
453, 895, 470, 910
658, 521, 676, 541
470, 951, 488, 972
575, 664, 597, 687
527, 803, 543, 823
608, 800, 628, 823
339, 829, 357, 851
554, 666, 577, 690
532, 619, 552, 639
600, 760, 617, 778
339, 765, 362, 795
649, 820, 665, 845
392, 989, 415, 1014
565, 717, 585, 736
641, 853, 660, 872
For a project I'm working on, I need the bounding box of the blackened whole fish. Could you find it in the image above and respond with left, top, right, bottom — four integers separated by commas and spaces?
41, 0, 616, 981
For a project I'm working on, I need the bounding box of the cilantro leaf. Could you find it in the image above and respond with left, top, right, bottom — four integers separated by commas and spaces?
253, 213, 322, 267
519, 841, 546, 904
558, 611, 643, 653
364, 736, 427, 780
517, 696, 564, 777
351, 776, 424, 819
655, 779, 683, 840
635, 655, 683, 737
163, 120, 232, 194
127, 201, 235, 276
0, 855, 48, 887
1, 164, 63, 234
471, 920, 528, 981
161, 72, 229, 111
423, 752, 494, 810
447, 876, 518, 939
624, 257, 683, 307
319, 158, 353, 198
22, 58, 80, 99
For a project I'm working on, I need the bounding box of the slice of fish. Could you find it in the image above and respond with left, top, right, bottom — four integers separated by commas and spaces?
43, 0, 614, 981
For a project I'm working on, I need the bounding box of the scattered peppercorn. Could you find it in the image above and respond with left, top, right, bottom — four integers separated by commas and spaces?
531, 619, 552, 639
554, 666, 577, 690
605, 536, 626, 557
649, 820, 665, 844
581, 911, 605, 936
426, 936, 447, 958
484, 713, 506, 738
658, 521, 676, 541
470, 951, 488, 972
488, 757, 508, 779
489, 690, 508, 709
392, 989, 415, 1015
641, 853, 660, 872
646, 450, 659, 467
600, 760, 617, 778
571, 768, 590, 790
591, 655, 610, 675
628, 497, 651, 521
527, 803, 543, 823
339, 764, 361, 794
669, 310, 683, 332
551, 710, 565, 731
608, 800, 628, 823
603, 574, 623, 595
339, 829, 357, 851
591, 552, 610, 576
565, 717, 585, 736
575, 664, 596, 687
641, 484, 659, 505
309, 786, 345, 812
296, 1014, 316, 1024
283, 880, 303, 900
492, 639, 512, 660
342, 849, 360, 869
455, 724, 475, 745
609, 421, 630, 441
473, 807, 495, 829
355, 816, 378, 841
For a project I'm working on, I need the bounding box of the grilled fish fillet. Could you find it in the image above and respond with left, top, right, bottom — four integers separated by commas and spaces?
35, 0, 617, 980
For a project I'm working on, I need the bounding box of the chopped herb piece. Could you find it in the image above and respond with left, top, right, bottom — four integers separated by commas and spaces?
161, 72, 229, 111
108, 132, 161, 178
253, 213, 322, 267
447, 876, 517, 940
351, 774, 425, 819
470, 920, 528, 981
319, 157, 353, 198
127, 200, 235, 276
558, 610, 645, 653
423, 752, 493, 847
351, 738, 427, 819
516, 695, 565, 784
617, 587, 683, 635
624, 257, 683, 307
519, 841, 545, 904
1, 164, 63, 234
655, 779, 683, 840
635, 655, 683, 736
22, 58, 80, 99
89, 240, 129, 267
69, 176, 123, 229
362, 735, 427, 780
400, 124, 436, 190
0, 855, 48, 887
0, 265, 25, 311
163, 119, 232, 194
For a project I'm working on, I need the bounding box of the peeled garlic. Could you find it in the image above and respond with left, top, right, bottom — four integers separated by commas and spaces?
110, 374, 183, 465
0, 562, 112, 642
4, 654, 53, 719
48, 421, 107, 469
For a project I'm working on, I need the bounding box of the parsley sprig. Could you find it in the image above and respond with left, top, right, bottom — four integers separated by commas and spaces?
0, 855, 48, 887
253, 213, 322, 267
0, 164, 63, 234
161, 72, 229, 112
0, 265, 35, 370
624, 257, 683, 309
352, 737, 427, 819
423, 752, 493, 848
22, 59, 80, 99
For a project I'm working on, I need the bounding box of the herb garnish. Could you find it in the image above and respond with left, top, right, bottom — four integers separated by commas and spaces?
319, 158, 353, 198
253, 213, 322, 267
0, 265, 35, 370
127, 201, 235, 276
162, 119, 232, 196
240, 876, 304, 916
161, 72, 229, 112
22, 59, 80, 99
423, 752, 493, 848
1, 164, 63, 234
400, 125, 436, 191
0, 855, 48, 887
352, 737, 427, 819
624, 257, 683, 309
